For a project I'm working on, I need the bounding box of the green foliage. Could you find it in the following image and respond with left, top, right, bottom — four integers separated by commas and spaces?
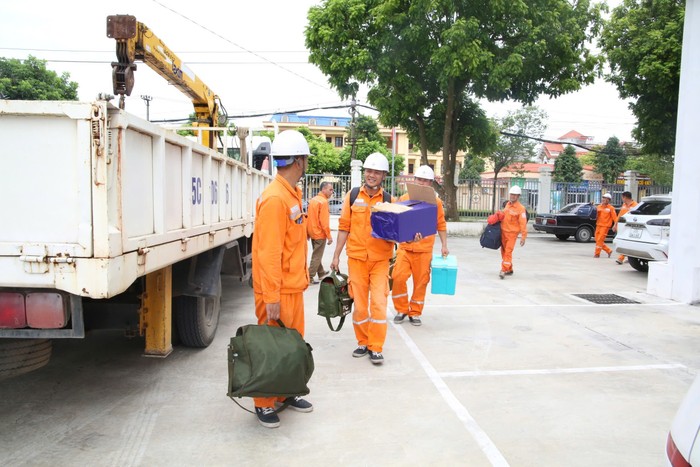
553, 145, 583, 182
459, 154, 486, 180
600, 0, 683, 158
349, 114, 385, 144
487, 106, 548, 179
593, 137, 627, 183
337, 140, 404, 176
295, 126, 342, 174
0, 56, 78, 100
625, 154, 674, 186
177, 113, 197, 137
306, 0, 601, 219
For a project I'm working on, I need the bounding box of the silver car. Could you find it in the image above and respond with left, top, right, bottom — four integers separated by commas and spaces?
613, 194, 672, 272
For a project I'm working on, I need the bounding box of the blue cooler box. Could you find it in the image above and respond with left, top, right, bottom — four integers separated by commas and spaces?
431, 254, 457, 295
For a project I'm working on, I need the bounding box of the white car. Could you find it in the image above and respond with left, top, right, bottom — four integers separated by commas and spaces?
666, 374, 700, 466
613, 194, 672, 272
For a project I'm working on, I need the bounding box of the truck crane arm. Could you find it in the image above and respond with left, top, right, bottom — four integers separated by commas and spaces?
106, 14, 226, 149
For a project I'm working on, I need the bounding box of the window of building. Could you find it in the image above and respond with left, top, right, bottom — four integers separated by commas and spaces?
386, 138, 393, 149
308, 119, 316, 125
408, 142, 414, 150
331, 119, 338, 126
335, 136, 343, 147
408, 163, 414, 174
281, 115, 289, 123
326, 137, 332, 144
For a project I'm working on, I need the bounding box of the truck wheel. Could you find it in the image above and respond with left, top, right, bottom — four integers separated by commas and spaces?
628, 257, 649, 273
0, 339, 52, 380
575, 226, 593, 243
173, 278, 221, 348
555, 234, 570, 241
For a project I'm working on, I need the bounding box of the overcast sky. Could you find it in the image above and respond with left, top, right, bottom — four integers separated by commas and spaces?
1, 0, 635, 142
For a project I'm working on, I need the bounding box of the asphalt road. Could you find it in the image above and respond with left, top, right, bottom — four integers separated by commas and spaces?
1, 234, 698, 467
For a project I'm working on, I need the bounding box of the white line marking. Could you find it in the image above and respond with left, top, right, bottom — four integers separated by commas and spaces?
391, 319, 510, 467
425, 302, 684, 308
439, 363, 687, 378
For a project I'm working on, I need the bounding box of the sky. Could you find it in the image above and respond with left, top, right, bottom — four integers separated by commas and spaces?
0, 0, 635, 143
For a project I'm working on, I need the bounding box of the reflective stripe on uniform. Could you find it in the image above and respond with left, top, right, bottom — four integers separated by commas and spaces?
369, 318, 387, 324
392, 293, 408, 299
410, 300, 424, 305
353, 318, 370, 325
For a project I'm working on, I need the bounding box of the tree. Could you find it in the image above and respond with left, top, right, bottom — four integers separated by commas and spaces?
306, 0, 602, 219
459, 154, 485, 180
350, 114, 385, 144
0, 56, 78, 100
553, 145, 583, 182
296, 126, 342, 174
600, 0, 683, 161
486, 106, 547, 211
593, 136, 627, 183
337, 140, 404, 176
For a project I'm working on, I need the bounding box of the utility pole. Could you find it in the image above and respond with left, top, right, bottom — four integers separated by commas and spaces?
348, 97, 358, 160
140, 95, 153, 121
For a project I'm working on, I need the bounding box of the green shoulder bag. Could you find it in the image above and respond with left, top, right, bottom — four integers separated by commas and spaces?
317, 271, 354, 332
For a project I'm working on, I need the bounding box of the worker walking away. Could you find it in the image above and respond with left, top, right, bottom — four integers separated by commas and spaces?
594, 192, 618, 258
499, 186, 528, 279
614, 191, 637, 264
393, 165, 448, 326
307, 181, 334, 283
251, 130, 313, 428
330, 152, 394, 365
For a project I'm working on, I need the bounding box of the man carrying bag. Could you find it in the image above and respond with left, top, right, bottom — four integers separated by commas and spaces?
248, 130, 314, 428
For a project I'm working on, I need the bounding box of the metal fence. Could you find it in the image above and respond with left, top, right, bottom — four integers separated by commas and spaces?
303, 174, 671, 218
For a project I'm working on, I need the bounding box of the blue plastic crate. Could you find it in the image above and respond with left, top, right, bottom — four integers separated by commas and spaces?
431, 254, 457, 295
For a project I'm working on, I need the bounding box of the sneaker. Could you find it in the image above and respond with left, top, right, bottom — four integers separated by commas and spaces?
255, 407, 280, 428
593, 254, 600, 258
615, 259, 623, 265
504, 271, 513, 276
309, 278, 319, 284
352, 346, 369, 358
409, 316, 422, 326
369, 351, 384, 364
499, 271, 505, 279
607, 251, 612, 258
394, 313, 407, 323
282, 396, 313, 413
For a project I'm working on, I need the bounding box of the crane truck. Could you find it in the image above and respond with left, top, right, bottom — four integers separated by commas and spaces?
0, 15, 270, 379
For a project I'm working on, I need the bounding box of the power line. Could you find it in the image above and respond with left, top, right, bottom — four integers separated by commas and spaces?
0, 46, 307, 54
39, 59, 313, 65
149, 0, 332, 92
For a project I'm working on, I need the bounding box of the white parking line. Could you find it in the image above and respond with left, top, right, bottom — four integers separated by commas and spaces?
439, 363, 687, 378
391, 319, 510, 467
426, 302, 684, 308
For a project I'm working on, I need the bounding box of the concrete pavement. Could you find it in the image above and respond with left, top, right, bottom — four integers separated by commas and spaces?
0, 234, 698, 466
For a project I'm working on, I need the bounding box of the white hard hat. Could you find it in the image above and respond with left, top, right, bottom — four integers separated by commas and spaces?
271, 130, 310, 167
363, 152, 389, 172
415, 165, 435, 181
603, 192, 612, 199
509, 186, 522, 195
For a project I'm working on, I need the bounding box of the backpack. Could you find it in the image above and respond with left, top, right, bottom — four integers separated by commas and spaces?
227, 319, 314, 399
480, 222, 502, 249
318, 271, 354, 331
349, 186, 391, 207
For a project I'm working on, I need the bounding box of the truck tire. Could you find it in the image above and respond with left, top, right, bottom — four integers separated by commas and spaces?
0, 339, 52, 380
173, 279, 221, 348
574, 226, 593, 243
555, 234, 570, 241
628, 257, 649, 273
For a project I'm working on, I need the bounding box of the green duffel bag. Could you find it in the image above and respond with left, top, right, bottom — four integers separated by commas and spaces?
227, 319, 314, 399
318, 270, 353, 332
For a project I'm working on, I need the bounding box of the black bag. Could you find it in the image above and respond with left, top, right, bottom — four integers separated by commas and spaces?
227, 319, 314, 399
480, 222, 502, 249
318, 271, 353, 331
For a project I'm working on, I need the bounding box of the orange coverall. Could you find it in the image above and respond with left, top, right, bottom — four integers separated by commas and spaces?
500, 201, 528, 273
251, 174, 308, 409
392, 194, 447, 317
616, 200, 638, 262
338, 187, 394, 353
307, 194, 332, 279
595, 203, 618, 256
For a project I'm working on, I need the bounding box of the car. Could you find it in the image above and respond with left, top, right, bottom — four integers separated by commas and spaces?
613, 194, 672, 272
666, 374, 700, 466
328, 198, 344, 215
533, 202, 615, 243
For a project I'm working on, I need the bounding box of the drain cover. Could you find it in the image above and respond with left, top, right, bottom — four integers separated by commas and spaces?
573, 294, 640, 305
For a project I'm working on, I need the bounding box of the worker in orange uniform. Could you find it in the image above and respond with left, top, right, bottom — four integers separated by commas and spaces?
594, 192, 618, 258
392, 165, 448, 326
614, 191, 637, 264
499, 186, 528, 279
307, 181, 334, 283
251, 130, 313, 428
330, 152, 394, 365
